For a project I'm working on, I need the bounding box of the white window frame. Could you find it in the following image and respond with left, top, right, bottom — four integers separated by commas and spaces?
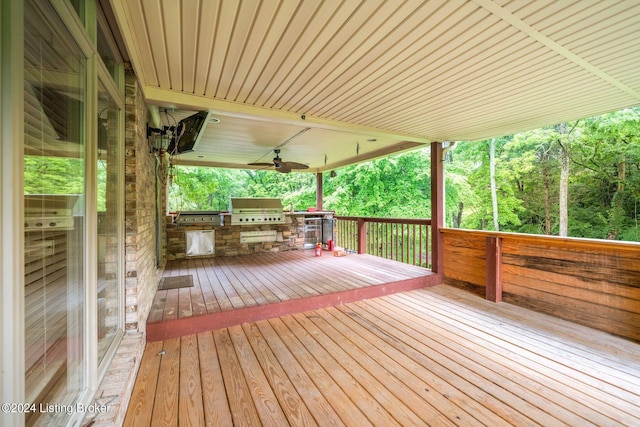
1, 1, 26, 426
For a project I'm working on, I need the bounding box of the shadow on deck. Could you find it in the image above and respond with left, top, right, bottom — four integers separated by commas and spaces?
147, 250, 440, 341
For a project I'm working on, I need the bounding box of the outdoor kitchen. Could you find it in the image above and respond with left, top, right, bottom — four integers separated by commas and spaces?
165, 197, 335, 260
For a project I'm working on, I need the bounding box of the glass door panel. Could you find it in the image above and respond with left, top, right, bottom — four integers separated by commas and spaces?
23, 0, 86, 424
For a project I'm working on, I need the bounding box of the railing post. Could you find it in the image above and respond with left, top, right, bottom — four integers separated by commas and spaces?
486, 236, 503, 302
431, 141, 444, 274
316, 172, 323, 211
357, 218, 366, 254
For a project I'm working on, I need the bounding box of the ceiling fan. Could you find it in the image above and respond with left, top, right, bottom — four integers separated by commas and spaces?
248, 149, 309, 173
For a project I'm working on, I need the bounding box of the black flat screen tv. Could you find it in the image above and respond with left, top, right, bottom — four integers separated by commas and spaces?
168, 111, 210, 154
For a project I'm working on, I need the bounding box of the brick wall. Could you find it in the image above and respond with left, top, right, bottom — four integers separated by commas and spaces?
123, 64, 161, 333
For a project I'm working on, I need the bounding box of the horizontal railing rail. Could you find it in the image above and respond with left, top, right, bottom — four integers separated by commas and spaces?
335, 216, 432, 269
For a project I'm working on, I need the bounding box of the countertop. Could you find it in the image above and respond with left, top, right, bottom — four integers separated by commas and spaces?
285, 211, 335, 216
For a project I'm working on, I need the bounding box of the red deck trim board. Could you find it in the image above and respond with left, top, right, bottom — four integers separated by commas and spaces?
146, 274, 440, 342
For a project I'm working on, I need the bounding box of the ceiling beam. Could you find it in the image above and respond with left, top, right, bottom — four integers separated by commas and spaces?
174, 140, 425, 173
142, 85, 432, 145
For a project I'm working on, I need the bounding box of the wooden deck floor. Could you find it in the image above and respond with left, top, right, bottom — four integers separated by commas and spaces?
127, 285, 640, 426
147, 250, 438, 341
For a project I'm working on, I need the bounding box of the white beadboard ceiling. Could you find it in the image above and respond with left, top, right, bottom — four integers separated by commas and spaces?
109, 0, 640, 172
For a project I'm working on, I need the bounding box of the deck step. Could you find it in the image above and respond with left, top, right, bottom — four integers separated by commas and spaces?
146, 276, 434, 341
146, 251, 440, 341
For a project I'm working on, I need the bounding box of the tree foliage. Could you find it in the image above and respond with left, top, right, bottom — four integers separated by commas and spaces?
446, 107, 640, 240
24, 156, 84, 195
323, 151, 431, 218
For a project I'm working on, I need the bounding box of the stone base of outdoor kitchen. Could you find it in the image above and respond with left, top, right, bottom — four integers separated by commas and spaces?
165, 212, 334, 260
146, 250, 439, 342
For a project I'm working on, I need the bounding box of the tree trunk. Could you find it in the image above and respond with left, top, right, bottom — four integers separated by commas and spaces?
559, 122, 569, 237
452, 202, 463, 228
543, 165, 551, 235
490, 138, 499, 231
618, 160, 626, 192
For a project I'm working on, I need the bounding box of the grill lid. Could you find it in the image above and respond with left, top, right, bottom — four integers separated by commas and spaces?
176, 210, 222, 225
230, 198, 283, 213
230, 198, 284, 225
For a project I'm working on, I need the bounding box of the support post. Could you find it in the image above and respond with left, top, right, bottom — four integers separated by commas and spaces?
316, 172, 323, 211
357, 218, 366, 254
485, 236, 503, 302
430, 142, 444, 274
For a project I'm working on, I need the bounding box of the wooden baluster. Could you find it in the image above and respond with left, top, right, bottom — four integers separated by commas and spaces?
412, 224, 416, 265
419, 224, 423, 267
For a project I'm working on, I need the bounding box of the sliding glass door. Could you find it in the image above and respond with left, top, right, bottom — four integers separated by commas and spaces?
23, 0, 86, 424
20, 0, 125, 425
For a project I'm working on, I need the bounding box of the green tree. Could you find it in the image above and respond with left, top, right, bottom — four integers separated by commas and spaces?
168, 166, 246, 211
571, 108, 640, 239
243, 169, 317, 210
448, 138, 523, 230
24, 155, 84, 195
323, 149, 431, 218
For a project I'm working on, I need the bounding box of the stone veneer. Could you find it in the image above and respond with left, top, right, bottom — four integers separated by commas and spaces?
166, 213, 314, 259
123, 64, 162, 332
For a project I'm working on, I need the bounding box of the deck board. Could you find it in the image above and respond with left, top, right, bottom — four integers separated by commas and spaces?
227, 325, 290, 426
240, 322, 319, 426
245, 321, 347, 426
309, 307, 502, 426
178, 335, 204, 425
288, 311, 431, 426
126, 285, 640, 426
149, 337, 180, 426
359, 296, 587, 426
214, 328, 263, 426
266, 317, 375, 426
196, 331, 232, 427
122, 341, 163, 427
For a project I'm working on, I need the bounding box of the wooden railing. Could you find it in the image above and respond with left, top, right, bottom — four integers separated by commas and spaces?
335, 216, 431, 268
441, 228, 640, 342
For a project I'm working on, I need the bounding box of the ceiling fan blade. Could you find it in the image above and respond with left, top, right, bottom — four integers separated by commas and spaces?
247, 162, 275, 167
285, 162, 309, 170
276, 162, 292, 173
249, 150, 307, 172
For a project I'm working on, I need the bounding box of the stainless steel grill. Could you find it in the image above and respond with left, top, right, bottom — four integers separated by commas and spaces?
230, 198, 284, 226
176, 211, 222, 226
24, 194, 79, 231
